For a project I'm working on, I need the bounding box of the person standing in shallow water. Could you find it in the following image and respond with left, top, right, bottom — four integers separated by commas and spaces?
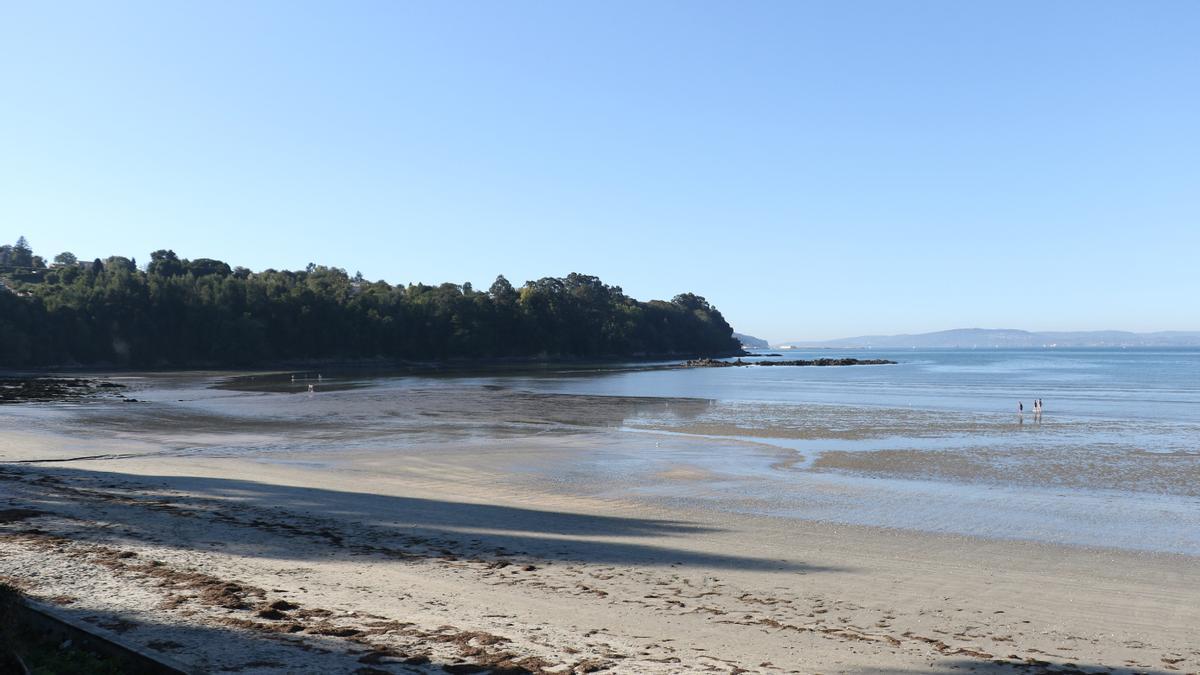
1018, 401, 1024, 414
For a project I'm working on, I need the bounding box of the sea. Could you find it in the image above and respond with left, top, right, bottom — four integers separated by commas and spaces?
495, 348, 1200, 556
8, 348, 1200, 556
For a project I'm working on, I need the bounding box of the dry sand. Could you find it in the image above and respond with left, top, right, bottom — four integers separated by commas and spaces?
1, 415, 1198, 673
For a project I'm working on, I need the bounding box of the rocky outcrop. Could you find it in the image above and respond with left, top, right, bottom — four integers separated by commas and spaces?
682, 358, 747, 368
680, 358, 895, 368
757, 358, 896, 366
0, 378, 126, 404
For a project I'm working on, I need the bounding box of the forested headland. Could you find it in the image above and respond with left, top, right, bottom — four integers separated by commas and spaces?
0, 237, 742, 368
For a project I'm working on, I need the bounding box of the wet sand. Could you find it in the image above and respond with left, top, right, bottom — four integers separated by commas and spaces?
1, 375, 1198, 673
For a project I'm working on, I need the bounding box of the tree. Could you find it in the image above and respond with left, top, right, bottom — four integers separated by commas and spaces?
148, 250, 184, 277
12, 237, 33, 268
671, 293, 711, 312
188, 258, 232, 277
0, 248, 741, 367
489, 275, 518, 305
104, 256, 136, 273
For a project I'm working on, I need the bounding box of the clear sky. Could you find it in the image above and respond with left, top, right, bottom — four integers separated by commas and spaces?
2, 1, 1197, 341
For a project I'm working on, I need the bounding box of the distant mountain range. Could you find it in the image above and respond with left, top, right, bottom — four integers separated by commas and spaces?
777, 328, 1200, 349
733, 332, 770, 349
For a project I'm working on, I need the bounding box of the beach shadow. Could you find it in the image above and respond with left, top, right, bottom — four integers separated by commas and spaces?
1, 464, 840, 573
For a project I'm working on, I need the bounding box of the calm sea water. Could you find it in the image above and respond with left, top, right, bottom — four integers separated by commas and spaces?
476, 349, 1200, 554
515, 348, 1200, 424
8, 349, 1200, 554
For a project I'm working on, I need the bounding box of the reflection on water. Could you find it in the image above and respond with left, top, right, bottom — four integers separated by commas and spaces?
524, 348, 1200, 423
5, 349, 1199, 555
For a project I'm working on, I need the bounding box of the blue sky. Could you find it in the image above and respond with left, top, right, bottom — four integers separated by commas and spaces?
2, 1, 1197, 341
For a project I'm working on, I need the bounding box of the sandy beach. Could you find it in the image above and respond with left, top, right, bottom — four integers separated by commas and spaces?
8, 2, 1200, 670
1, 375, 1198, 674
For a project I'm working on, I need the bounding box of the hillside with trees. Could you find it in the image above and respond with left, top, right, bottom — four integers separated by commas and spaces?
0, 238, 742, 368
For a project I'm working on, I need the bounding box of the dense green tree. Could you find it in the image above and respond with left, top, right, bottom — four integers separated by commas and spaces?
53, 252, 78, 267
188, 258, 232, 277
104, 256, 136, 273
489, 275, 518, 305
12, 237, 33, 268
0, 243, 741, 367
148, 250, 185, 277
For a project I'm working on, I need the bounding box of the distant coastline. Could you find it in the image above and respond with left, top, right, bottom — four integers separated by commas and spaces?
775, 328, 1200, 350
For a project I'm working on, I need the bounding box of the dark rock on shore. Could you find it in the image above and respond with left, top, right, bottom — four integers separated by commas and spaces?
0, 378, 125, 404
680, 358, 896, 368
681, 358, 748, 368
757, 358, 896, 366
